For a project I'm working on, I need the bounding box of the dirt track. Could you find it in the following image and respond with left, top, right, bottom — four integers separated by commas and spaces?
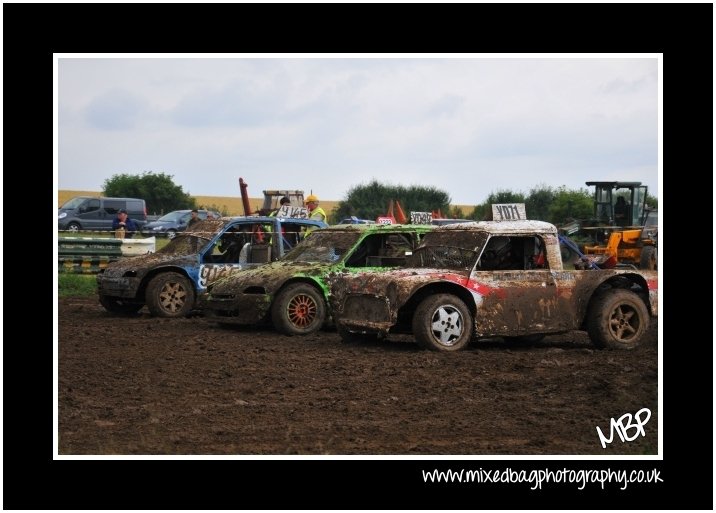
58, 297, 658, 455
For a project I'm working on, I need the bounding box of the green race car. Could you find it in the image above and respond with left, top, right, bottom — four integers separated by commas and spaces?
201, 223, 433, 335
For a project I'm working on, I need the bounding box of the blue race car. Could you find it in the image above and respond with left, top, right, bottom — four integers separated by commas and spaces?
97, 215, 327, 317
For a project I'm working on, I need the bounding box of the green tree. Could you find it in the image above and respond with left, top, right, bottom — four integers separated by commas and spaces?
333, 180, 451, 222
548, 187, 593, 223
645, 192, 658, 210
447, 205, 465, 219
468, 190, 526, 220
199, 203, 231, 216
524, 185, 555, 222
103, 171, 196, 214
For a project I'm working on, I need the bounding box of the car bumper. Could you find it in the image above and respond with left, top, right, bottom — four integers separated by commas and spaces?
96, 275, 142, 299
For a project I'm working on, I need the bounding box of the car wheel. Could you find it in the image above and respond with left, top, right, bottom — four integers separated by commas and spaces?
587, 289, 649, 349
99, 295, 143, 314
166, 229, 177, 240
271, 283, 326, 336
146, 272, 195, 318
67, 222, 81, 233
412, 294, 472, 351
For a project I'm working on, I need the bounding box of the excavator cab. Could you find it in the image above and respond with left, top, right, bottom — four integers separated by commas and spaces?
587, 181, 648, 228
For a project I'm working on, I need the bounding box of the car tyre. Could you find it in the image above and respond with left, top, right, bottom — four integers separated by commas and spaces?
166, 229, 177, 240
639, 245, 657, 271
412, 294, 472, 351
67, 222, 81, 233
271, 283, 326, 336
587, 289, 649, 349
146, 272, 195, 318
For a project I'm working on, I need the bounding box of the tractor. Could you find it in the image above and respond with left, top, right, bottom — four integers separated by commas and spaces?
238, 177, 305, 216
560, 181, 657, 270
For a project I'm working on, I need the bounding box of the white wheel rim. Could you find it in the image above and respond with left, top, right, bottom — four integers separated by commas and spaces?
430, 305, 464, 346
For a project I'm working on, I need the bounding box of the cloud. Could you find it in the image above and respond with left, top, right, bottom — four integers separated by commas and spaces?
58, 57, 659, 205
85, 89, 149, 130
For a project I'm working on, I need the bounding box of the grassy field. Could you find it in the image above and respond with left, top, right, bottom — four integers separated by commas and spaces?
58, 190, 473, 218
58, 273, 97, 297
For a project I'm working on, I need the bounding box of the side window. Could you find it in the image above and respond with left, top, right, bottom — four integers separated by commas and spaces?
345, 235, 376, 267
80, 199, 100, 213
380, 234, 411, 255
279, 221, 305, 250
527, 236, 548, 270
479, 235, 548, 271
347, 233, 414, 268
103, 200, 124, 215
207, 227, 251, 263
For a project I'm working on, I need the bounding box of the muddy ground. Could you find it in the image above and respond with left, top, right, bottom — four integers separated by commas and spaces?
58, 297, 658, 455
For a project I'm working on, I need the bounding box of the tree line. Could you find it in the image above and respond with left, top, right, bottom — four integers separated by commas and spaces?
103, 172, 229, 216
103, 172, 657, 225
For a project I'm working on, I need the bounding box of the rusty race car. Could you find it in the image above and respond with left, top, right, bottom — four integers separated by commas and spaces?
328, 220, 658, 351
96, 216, 327, 317
200, 223, 433, 335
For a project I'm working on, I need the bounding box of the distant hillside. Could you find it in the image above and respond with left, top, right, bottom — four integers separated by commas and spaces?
58, 190, 472, 219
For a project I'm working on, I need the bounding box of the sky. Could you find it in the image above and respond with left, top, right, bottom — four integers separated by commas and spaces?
56, 55, 660, 206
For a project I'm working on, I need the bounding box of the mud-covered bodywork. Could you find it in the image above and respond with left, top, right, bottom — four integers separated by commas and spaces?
96, 216, 327, 316
329, 221, 658, 350
200, 224, 433, 332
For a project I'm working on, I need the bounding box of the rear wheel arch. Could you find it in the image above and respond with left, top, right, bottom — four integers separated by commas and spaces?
580, 275, 652, 328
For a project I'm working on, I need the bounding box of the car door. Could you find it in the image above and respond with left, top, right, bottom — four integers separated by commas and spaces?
77, 198, 102, 231
196, 220, 277, 292
472, 235, 565, 336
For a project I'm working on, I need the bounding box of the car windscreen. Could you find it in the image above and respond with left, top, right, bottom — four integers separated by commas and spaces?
156, 211, 187, 222
281, 231, 363, 263
158, 233, 212, 256
60, 197, 87, 209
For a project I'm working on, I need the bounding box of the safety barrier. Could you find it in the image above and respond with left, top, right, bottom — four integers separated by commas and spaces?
58, 237, 156, 274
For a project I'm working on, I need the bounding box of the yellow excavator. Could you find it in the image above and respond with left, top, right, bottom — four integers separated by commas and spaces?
578, 181, 657, 270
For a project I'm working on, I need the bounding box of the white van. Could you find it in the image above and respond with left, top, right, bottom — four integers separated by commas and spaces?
58, 196, 147, 233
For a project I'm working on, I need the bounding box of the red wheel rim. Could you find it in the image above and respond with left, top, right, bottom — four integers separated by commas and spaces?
286, 294, 317, 328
